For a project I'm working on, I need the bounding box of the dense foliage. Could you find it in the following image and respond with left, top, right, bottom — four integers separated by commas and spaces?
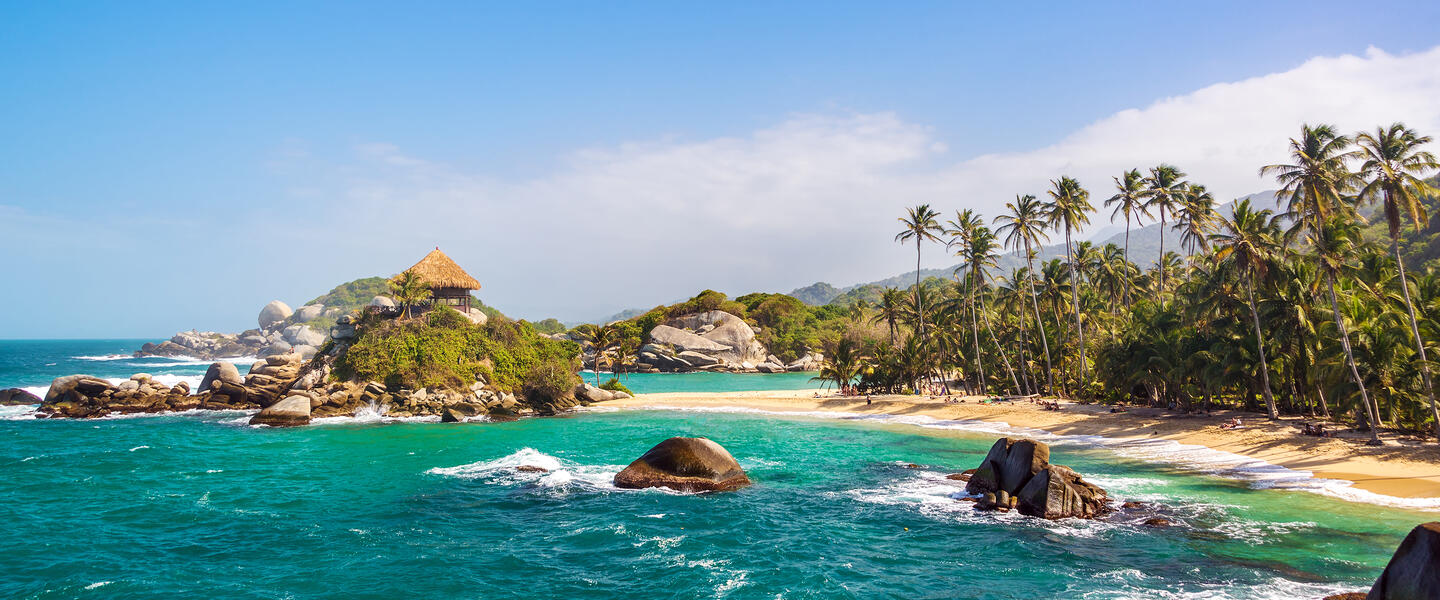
336, 306, 581, 395
305, 277, 392, 310
813, 122, 1440, 440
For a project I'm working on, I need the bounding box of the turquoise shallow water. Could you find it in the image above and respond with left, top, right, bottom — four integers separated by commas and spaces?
0, 408, 1430, 599
0, 340, 1431, 598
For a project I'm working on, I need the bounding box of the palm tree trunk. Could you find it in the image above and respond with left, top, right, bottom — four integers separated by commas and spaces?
1326, 274, 1380, 443
979, 294, 1021, 394
1025, 241, 1055, 395
915, 242, 924, 340
1158, 211, 1167, 305
1246, 276, 1278, 419
968, 270, 986, 395
1066, 229, 1087, 387
1391, 237, 1440, 440
1123, 218, 1132, 308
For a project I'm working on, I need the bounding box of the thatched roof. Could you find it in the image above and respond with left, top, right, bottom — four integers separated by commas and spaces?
397, 248, 481, 290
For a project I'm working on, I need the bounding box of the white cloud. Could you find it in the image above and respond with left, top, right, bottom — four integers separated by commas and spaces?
280, 46, 1440, 322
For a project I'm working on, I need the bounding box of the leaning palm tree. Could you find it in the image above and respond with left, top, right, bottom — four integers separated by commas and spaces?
1143, 164, 1188, 299
1046, 176, 1094, 389
1106, 169, 1149, 307
388, 270, 431, 320
1262, 124, 1380, 442
1356, 122, 1440, 440
967, 224, 1022, 394
1212, 199, 1282, 419
993, 194, 1055, 394
895, 204, 945, 339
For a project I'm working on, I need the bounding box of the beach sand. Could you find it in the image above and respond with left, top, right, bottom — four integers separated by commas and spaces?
598, 390, 1440, 500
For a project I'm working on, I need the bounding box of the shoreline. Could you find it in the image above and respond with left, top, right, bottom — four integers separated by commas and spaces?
598, 390, 1440, 506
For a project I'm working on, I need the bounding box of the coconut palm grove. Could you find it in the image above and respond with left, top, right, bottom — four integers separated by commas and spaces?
813, 123, 1440, 443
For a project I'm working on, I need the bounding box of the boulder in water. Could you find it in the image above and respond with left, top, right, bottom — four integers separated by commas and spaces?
613, 437, 751, 492
248, 395, 312, 427
1367, 521, 1440, 599
964, 437, 1108, 519
0, 388, 41, 405
198, 362, 243, 395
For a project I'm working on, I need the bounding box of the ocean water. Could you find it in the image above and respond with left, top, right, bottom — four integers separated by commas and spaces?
0, 340, 1432, 598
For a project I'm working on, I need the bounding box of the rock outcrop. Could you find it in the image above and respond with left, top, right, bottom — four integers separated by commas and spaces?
614, 437, 751, 492
249, 395, 312, 427
259, 300, 294, 329
0, 388, 41, 405
964, 437, 1109, 519
1366, 522, 1440, 600
625, 310, 820, 374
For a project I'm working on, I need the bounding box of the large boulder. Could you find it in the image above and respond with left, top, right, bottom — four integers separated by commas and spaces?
613, 437, 751, 492
198, 362, 243, 395
369, 296, 397, 308
441, 403, 486, 423
248, 395, 312, 427
648, 325, 732, 354
1015, 464, 1109, 519
45, 375, 113, 403
259, 300, 294, 329
574, 383, 616, 403
293, 304, 324, 322
1367, 522, 1440, 599
676, 350, 721, 367
964, 437, 1107, 519
666, 311, 769, 366
0, 388, 41, 405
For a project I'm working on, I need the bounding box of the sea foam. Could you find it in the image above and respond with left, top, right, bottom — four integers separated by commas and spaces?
623, 404, 1440, 511
427, 448, 630, 493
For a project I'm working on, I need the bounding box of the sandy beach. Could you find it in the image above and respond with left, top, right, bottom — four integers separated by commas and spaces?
599, 390, 1440, 501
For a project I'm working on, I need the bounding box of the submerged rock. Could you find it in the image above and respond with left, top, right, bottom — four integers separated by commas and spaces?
613, 437, 751, 492
249, 395, 312, 427
1367, 521, 1440, 599
964, 437, 1108, 519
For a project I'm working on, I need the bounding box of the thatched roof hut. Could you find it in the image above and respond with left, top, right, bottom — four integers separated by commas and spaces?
396, 248, 481, 311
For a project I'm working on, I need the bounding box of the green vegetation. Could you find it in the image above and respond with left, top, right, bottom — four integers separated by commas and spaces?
335, 306, 581, 399
815, 121, 1440, 440
599, 378, 633, 396
527, 318, 567, 335
305, 277, 392, 310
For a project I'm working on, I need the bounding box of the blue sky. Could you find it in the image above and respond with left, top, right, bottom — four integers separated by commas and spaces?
4, 1, 1440, 338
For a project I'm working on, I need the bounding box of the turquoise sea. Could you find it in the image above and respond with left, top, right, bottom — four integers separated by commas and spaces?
1, 340, 1435, 598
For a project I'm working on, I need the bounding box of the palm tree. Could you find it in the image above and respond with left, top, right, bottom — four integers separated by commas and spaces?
388, 270, 431, 320
1212, 199, 1282, 419
1262, 124, 1380, 442
1046, 176, 1094, 389
1143, 164, 1188, 298
993, 194, 1055, 394
895, 204, 945, 339
947, 209, 987, 393
814, 337, 865, 392
589, 324, 618, 387
967, 224, 1022, 394
1106, 169, 1149, 306
1356, 122, 1440, 439
1175, 183, 1217, 256
870, 288, 905, 345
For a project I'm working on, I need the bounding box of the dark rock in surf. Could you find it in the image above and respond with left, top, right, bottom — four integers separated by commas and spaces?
613, 437, 751, 493
963, 437, 1108, 519
0, 388, 41, 405
1366, 521, 1440, 599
